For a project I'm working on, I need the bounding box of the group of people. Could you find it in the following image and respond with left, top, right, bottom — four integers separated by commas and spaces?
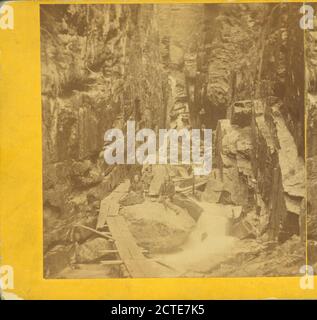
118, 166, 180, 214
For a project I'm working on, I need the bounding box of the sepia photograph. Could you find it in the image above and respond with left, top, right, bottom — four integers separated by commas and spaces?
40, 3, 313, 279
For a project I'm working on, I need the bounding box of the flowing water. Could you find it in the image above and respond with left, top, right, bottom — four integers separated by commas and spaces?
154, 201, 239, 276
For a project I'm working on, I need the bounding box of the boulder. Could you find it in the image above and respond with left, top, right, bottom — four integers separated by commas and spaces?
44, 244, 73, 277
44, 213, 98, 252
172, 194, 204, 221
229, 211, 258, 240
75, 237, 112, 263
202, 169, 224, 203
121, 201, 195, 253
71, 160, 104, 188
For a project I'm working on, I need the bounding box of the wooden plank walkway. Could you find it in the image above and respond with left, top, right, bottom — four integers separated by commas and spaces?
96, 180, 129, 229
97, 180, 161, 278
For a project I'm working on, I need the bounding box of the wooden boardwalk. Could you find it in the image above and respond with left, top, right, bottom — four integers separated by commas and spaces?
97, 180, 163, 278
97, 180, 129, 229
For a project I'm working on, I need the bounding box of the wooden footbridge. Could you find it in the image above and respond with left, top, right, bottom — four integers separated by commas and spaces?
96, 180, 170, 278
94, 164, 207, 278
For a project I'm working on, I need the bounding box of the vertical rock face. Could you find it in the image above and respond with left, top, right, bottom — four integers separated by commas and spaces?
156, 4, 267, 129
202, 3, 305, 242
251, 100, 305, 240
198, 4, 267, 128
41, 5, 174, 265
156, 4, 205, 129
253, 4, 305, 240
259, 4, 305, 156
41, 4, 167, 222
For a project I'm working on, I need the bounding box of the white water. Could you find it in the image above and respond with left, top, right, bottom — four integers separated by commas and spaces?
154, 201, 239, 275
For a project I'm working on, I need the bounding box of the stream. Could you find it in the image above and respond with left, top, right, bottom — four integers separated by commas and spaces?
153, 201, 239, 276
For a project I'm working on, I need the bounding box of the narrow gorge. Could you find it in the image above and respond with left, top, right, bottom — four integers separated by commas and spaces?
40, 3, 315, 278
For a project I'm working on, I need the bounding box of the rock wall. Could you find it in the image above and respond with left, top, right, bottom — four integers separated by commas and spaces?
202, 3, 305, 242
156, 4, 204, 129
41, 5, 171, 270
198, 4, 267, 128
253, 4, 305, 240
156, 4, 267, 129
41, 4, 166, 226
259, 4, 305, 156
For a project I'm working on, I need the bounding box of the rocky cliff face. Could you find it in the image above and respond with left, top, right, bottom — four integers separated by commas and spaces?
156, 4, 267, 129
41, 4, 168, 255
41, 3, 309, 276
202, 3, 305, 244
